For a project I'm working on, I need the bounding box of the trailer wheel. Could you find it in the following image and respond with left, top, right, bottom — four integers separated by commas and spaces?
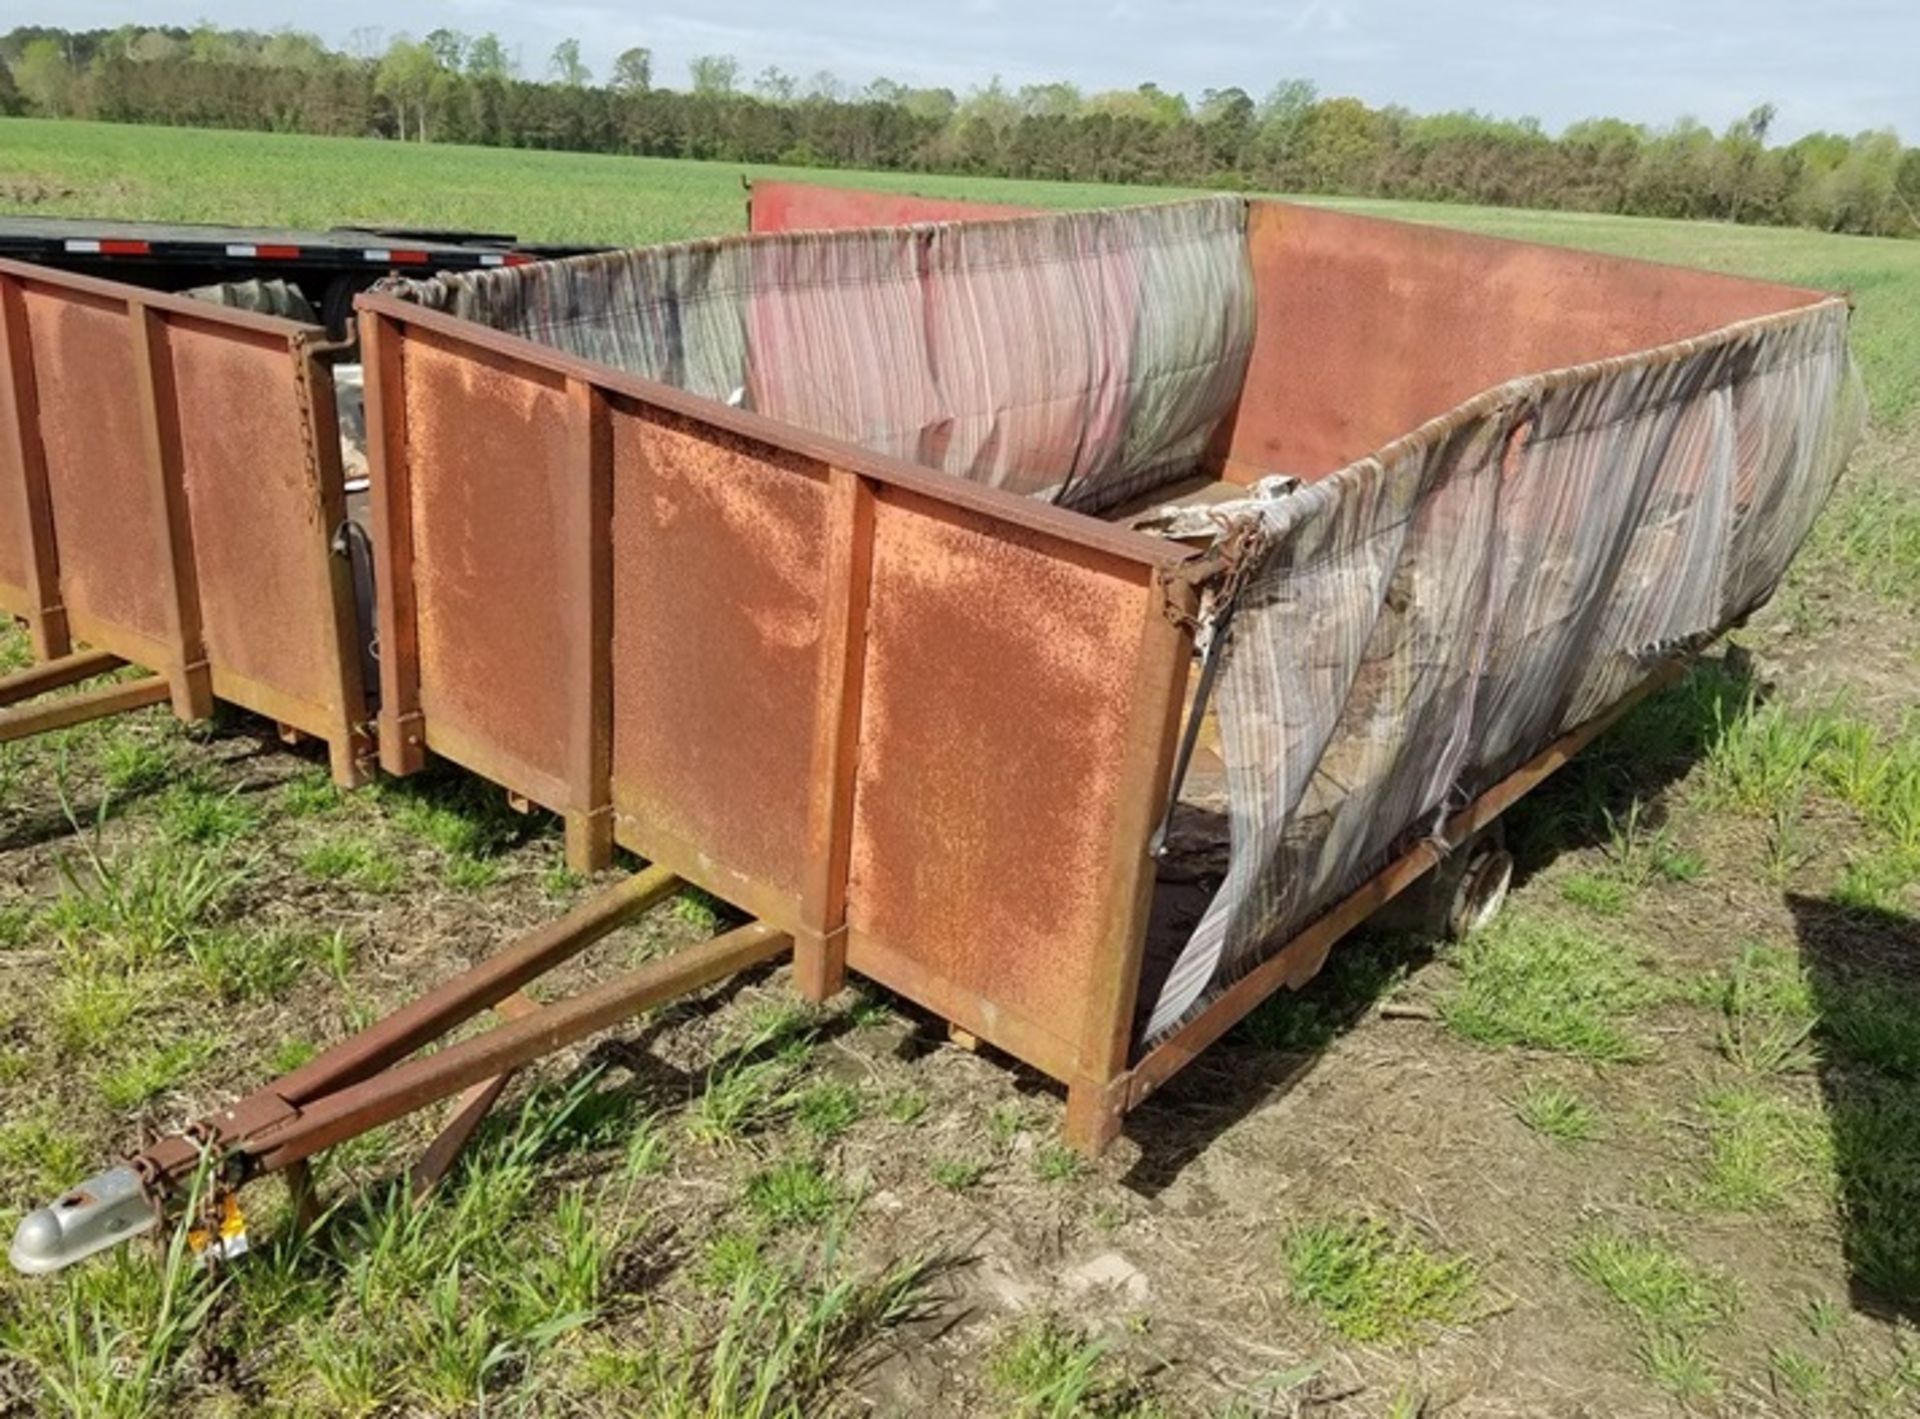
320, 274, 377, 340
1444, 833, 1514, 940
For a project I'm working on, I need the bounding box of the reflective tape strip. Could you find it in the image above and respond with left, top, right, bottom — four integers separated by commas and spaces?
225, 244, 259, 258
479, 254, 505, 267
390, 250, 430, 264
63, 239, 153, 255
362, 249, 391, 262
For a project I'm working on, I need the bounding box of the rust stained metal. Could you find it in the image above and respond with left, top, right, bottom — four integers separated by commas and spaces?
562, 378, 615, 871
116, 890, 786, 1207
168, 321, 332, 718
844, 485, 1168, 1064
316, 186, 1843, 1167
403, 331, 575, 797
408, 989, 542, 1202
23, 284, 171, 646
130, 866, 684, 1196
355, 288, 1206, 1125
1224, 199, 1831, 481
128, 298, 214, 720
355, 291, 1188, 576
794, 466, 877, 1001
250, 921, 787, 1172
0, 259, 365, 779
608, 401, 832, 906
746, 181, 1038, 235
363, 308, 425, 775
1065, 573, 1195, 1153
0, 673, 170, 742
0, 272, 66, 657
0, 649, 121, 705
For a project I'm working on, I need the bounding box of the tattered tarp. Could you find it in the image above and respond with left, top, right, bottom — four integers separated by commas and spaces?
391, 197, 1255, 517
390, 201, 1861, 1052
1143, 297, 1863, 1039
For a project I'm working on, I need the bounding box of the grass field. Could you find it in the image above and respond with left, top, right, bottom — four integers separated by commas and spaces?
1, 118, 1919, 1417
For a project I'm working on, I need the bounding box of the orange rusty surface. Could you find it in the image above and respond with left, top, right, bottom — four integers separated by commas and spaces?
404, 332, 574, 794
748, 181, 1035, 234
1227, 200, 1827, 480
608, 401, 829, 903
0, 307, 26, 599
845, 487, 1153, 1053
169, 319, 334, 716
22, 287, 170, 641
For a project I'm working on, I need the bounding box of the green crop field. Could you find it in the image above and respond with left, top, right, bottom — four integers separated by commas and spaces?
2, 117, 1919, 1417
8, 116, 1920, 426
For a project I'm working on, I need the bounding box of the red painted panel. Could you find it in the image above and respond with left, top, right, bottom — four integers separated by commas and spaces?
607, 403, 830, 906
170, 320, 336, 722
846, 487, 1152, 1055
748, 181, 1034, 234
404, 332, 574, 798
23, 288, 171, 643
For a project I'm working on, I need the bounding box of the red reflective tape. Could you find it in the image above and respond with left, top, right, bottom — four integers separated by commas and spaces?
389, 249, 430, 264
100, 239, 151, 256
504, 252, 535, 266
257, 244, 301, 260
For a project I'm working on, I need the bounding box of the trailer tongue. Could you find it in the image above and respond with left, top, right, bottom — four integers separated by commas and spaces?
12, 866, 789, 1275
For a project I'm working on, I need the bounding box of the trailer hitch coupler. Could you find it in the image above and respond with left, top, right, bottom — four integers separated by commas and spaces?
9, 1165, 159, 1275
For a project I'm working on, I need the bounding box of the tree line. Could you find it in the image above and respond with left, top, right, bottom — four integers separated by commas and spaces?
5, 23, 1918, 240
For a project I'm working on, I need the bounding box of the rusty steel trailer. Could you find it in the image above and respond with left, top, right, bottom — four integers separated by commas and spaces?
4, 182, 1858, 1276
0, 259, 371, 783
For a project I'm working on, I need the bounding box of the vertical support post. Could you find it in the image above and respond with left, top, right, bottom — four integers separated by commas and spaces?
0, 272, 70, 660
561, 377, 614, 873
293, 336, 373, 788
794, 467, 876, 1002
128, 299, 211, 721
1062, 575, 1196, 1157
362, 309, 426, 776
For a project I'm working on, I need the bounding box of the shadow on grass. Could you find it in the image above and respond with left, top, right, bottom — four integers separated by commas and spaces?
1786, 892, 1920, 1323
1119, 650, 1760, 1192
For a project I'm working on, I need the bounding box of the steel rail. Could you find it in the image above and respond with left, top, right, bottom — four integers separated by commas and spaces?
0, 649, 125, 707
13, 876, 794, 1274
0, 674, 169, 742
132, 865, 686, 1190
248, 920, 788, 1172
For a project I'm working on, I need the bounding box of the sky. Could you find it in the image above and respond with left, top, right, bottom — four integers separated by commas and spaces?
23, 1, 1916, 143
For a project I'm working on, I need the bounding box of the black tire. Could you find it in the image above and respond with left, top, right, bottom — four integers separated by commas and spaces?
319, 274, 375, 340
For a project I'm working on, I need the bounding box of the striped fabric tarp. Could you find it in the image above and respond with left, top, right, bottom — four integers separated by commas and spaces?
1142, 297, 1864, 1042
391, 198, 1254, 516
393, 198, 1859, 1055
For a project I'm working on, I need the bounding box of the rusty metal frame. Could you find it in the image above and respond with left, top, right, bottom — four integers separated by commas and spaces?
0, 184, 1834, 1206
356, 291, 1200, 1152
0, 258, 370, 783
123, 867, 751, 1190
10, 880, 785, 1273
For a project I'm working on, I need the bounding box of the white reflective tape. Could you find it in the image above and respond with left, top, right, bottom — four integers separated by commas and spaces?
362, 249, 390, 263
479, 254, 505, 266
63, 239, 102, 254
225, 244, 258, 258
